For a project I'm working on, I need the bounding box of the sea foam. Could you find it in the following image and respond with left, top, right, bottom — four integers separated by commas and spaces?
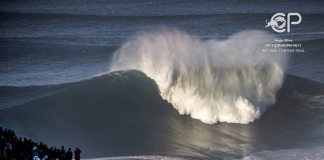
110, 29, 288, 124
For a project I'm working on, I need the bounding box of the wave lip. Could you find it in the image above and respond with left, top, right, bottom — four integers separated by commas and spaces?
110, 29, 288, 124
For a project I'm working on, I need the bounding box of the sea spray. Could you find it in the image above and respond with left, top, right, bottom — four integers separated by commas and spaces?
110, 29, 288, 124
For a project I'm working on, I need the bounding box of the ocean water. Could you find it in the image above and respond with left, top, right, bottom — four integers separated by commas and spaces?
1, 0, 324, 159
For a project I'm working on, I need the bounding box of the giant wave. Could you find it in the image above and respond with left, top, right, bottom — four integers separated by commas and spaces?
110, 29, 288, 124
1, 68, 324, 159
4, 30, 324, 159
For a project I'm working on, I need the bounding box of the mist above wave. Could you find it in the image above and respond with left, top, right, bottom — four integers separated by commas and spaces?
110, 29, 288, 124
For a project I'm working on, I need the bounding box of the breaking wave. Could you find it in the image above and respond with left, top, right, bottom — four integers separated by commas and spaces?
110, 29, 288, 124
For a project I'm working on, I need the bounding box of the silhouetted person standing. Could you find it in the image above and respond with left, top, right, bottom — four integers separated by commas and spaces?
0, 137, 5, 159
6, 139, 13, 160
60, 146, 66, 160
0, 127, 3, 139
3, 129, 8, 140
23, 138, 30, 159
57, 149, 61, 160
43, 145, 49, 159
33, 144, 39, 156
49, 147, 56, 160
74, 148, 81, 160
65, 148, 73, 160
15, 137, 24, 160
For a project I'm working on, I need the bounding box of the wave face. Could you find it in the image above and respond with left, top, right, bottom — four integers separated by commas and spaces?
1, 71, 324, 159
110, 30, 288, 124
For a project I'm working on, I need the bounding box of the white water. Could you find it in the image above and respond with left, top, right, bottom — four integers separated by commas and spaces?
110, 29, 288, 124
242, 147, 324, 160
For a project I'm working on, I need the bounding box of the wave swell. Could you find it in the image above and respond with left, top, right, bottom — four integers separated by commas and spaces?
110, 29, 288, 124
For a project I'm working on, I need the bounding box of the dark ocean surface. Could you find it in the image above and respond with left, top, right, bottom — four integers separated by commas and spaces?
1, 0, 324, 159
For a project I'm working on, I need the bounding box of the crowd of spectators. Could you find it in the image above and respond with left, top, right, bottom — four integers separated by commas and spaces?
0, 126, 81, 160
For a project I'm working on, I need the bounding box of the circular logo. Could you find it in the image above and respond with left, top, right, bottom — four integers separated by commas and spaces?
274, 16, 286, 29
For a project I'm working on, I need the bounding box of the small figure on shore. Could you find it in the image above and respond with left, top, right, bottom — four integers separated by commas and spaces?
8, 130, 15, 140
6, 139, 13, 160
57, 149, 61, 160
65, 148, 73, 160
60, 146, 66, 160
33, 154, 39, 160
3, 129, 8, 140
49, 147, 56, 160
43, 144, 49, 159
0, 137, 5, 159
0, 126, 2, 139
61, 146, 66, 153
39, 142, 44, 159
33, 154, 48, 160
74, 148, 81, 160
33, 144, 40, 156
12, 137, 18, 159
24, 138, 31, 160
15, 137, 24, 160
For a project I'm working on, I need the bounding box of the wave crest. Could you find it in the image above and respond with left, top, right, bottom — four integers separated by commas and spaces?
110, 29, 287, 124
